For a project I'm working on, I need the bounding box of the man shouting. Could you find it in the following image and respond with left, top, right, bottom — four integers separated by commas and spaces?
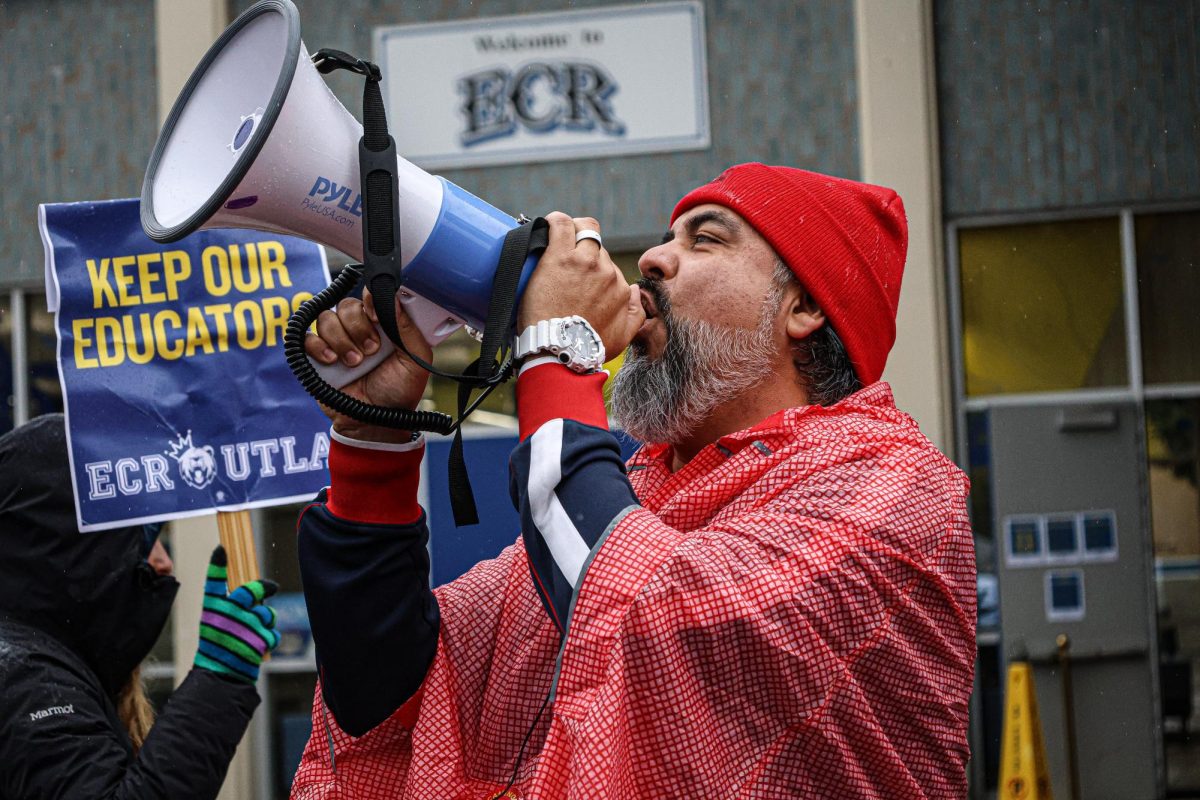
291, 164, 976, 799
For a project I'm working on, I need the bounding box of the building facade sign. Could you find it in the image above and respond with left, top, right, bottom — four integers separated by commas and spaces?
374, 1, 709, 169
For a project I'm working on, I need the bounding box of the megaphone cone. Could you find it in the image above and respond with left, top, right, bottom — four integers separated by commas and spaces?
141, 0, 540, 384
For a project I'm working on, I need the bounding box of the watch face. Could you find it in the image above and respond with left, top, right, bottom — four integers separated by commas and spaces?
564, 323, 601, 359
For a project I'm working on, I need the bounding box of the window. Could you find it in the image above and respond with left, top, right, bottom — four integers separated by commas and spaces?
1136, 210, 1200, 385
1082, 512, 1117, 558
958, 218, 1126, 396
1005, 517, 1042, 564
965, 410, 995, 570
1045, 569, 1086, 622
27, 296, 62, 420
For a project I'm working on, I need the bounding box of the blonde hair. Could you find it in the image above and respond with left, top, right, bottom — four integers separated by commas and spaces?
116, 665, 156, 753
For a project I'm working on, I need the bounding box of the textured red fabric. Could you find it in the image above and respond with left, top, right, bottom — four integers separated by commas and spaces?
325, 438, 423, 525
516, 364, 608, 441
671, 163, 907, 385
291, 383, 976, 799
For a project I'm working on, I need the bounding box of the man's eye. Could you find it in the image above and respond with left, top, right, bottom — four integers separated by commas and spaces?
693, 233, 716, 245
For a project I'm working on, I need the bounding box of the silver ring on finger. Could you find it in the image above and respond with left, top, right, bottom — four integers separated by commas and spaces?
575, 229, 603, 248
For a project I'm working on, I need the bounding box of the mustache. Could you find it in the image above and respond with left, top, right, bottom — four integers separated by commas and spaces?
637, 277, 672, 319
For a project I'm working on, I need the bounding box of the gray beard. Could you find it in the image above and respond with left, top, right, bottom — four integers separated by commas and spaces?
611, 282, 780, 446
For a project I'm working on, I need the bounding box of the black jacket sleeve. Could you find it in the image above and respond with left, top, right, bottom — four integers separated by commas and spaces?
0, 647, 257, 800
297, 491, 440, 737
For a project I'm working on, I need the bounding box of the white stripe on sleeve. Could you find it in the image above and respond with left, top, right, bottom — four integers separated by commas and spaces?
528, 418, 590, 587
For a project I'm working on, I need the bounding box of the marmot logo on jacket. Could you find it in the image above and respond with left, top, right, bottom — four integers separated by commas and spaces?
29, 704, 74, 722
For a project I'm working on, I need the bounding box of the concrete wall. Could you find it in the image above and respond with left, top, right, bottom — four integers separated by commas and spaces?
935, 0, 1200, 217
0, 0, 159, 287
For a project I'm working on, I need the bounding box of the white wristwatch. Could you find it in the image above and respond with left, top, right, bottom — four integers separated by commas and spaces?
514, 315, 606, 373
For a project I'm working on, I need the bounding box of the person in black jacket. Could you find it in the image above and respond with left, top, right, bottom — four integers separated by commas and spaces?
0, 415, 279, 799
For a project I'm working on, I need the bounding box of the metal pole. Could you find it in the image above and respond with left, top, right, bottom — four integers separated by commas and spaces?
1056, 634, 1081, 800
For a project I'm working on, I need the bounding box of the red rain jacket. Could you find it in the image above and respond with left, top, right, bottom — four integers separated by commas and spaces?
292, 381, 976, 799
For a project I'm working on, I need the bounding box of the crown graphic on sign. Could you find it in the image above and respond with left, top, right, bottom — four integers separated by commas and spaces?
165, 431, 199, 461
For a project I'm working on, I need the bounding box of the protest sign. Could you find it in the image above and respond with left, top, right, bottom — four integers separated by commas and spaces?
40, 198, 333, 532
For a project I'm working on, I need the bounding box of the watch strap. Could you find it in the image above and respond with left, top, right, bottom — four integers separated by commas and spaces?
515, 319, 559, 361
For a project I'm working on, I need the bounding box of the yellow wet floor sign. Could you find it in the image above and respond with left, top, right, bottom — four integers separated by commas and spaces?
999, 662, 1053, 799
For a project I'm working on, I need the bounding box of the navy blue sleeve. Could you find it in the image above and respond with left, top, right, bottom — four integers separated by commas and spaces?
509, 418, 640, 635
297, 489, 440, 736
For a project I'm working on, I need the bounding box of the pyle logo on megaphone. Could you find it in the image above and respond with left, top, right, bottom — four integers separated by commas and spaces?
141, 0, 548, 389
303, 177, 364, 219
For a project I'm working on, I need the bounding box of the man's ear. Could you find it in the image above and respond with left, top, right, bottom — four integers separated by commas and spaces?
784, 284, 826, 341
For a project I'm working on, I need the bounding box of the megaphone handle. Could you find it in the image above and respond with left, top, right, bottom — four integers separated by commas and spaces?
310, 292, 464, 388
310, 335, 394, 388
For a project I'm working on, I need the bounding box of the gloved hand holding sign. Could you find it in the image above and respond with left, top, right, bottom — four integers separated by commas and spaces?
194, 546, 281, 684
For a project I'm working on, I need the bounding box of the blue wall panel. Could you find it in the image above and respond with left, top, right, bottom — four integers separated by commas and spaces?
425, 429, 641, 586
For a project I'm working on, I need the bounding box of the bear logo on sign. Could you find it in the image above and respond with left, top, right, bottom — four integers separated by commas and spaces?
166, 431, 218, 490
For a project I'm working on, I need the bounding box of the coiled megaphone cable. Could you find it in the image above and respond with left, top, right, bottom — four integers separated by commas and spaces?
283, 265, 456, 434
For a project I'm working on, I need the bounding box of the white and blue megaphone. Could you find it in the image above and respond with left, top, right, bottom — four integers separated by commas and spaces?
141, 0, 540, 386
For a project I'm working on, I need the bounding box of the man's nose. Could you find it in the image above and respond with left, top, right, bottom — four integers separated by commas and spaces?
638, 242, 678, 280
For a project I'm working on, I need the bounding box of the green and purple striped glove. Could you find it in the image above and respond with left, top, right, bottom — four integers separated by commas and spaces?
194, 545, 281, 684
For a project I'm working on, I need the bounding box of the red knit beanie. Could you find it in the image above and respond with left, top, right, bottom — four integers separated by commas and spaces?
671, 163, 907, 385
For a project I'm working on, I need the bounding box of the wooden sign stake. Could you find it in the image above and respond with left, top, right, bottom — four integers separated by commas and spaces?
216, 509, 260, 590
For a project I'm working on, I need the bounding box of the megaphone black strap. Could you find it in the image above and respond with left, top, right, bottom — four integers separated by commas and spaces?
281, 262, 520, 443
447, 358, 490, 526
312, 50, 408, 357
312, 48, 380, 81
477, 217, 549, 379
444, 217, 550, 526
